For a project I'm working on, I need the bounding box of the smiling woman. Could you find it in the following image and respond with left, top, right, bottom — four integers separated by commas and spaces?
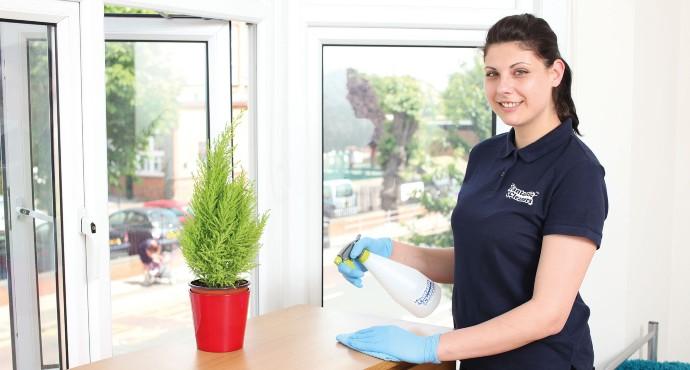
335, 14, 608, 370
483, 42, 564, 146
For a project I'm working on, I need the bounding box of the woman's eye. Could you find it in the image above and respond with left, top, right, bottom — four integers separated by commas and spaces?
514, 69, 528, 76
485, 71, 497, 77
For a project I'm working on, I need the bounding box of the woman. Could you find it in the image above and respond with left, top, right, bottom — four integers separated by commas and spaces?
336, 13, 608, 370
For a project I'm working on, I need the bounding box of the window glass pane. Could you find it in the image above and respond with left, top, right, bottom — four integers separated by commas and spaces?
0, 57, 11, 370
106, 39, 207, 355
231, 21, 249, 117
231, 21, 251, 179
27, 30, 61, 368
0, 20, 62, 369
322, 46, 493, 327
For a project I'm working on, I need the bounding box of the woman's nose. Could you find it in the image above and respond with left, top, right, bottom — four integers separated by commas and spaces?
497, 76, 514, 94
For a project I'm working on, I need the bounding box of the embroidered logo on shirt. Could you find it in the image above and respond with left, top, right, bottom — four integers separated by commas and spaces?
506, 183, 540, 206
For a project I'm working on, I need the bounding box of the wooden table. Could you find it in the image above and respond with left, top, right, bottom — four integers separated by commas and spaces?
74, 304, 455, 370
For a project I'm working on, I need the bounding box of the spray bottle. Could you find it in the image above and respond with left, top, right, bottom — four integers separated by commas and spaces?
335, 235, 441, 318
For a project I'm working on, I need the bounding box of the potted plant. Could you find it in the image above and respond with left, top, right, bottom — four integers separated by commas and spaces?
179, 118, 268, 352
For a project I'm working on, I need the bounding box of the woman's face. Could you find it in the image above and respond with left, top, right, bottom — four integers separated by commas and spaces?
484, 41, 563, 129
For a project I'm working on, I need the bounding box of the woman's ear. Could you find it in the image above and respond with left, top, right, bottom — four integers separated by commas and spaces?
551, 59, 566, 87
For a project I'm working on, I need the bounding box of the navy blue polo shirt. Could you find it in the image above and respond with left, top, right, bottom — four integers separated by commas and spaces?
451, 118, 608, 370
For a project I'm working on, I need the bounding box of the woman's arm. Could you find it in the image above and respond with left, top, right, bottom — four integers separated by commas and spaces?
390, 240, 455, 284
437, 234, 596, 360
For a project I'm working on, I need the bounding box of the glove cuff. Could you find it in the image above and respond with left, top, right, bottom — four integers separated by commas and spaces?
382, 238, 394, 258
424, 334, 442, 364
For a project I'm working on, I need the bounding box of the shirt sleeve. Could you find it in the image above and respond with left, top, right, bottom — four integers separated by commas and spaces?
543, 161, 609, 248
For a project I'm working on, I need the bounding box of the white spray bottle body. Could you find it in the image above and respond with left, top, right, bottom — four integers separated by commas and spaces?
359, 249, 441, 318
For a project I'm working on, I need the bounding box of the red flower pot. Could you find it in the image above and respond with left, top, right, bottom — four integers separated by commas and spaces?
189, 279, 250, 352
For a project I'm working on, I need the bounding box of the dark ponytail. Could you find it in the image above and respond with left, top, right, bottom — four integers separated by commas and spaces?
484, 14, 580, 135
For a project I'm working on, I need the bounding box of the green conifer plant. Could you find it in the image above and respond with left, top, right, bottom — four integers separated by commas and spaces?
180, 118, 268, 289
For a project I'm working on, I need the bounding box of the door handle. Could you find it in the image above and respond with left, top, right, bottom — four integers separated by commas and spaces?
15, 207, 54, 224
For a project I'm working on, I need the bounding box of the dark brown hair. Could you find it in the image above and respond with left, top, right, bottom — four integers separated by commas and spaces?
484, 14, 580, 135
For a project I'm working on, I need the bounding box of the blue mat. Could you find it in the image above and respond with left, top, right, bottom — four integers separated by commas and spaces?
617, 360, 690, 370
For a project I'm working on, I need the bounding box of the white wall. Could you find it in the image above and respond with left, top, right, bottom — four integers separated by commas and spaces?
571, 0, 634, 365
572, 0, 690, 364
669, 0, 690, 359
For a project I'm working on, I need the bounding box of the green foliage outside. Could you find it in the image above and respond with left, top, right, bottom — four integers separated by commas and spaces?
442, 54, 493, 140
370, 75, 423, 118
104, 2, 181, 196
407, 53, 492, 249
368, 75, 424, 168
330, 54, 490, 246
404, 160, 464, 249
105, 41, 181, 194
180, 118, 269, 288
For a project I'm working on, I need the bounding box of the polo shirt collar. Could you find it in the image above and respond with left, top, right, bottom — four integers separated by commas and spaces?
500, 118, 574, 162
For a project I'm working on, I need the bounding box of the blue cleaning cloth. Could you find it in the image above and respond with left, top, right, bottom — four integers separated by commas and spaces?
336, 333, 400, 362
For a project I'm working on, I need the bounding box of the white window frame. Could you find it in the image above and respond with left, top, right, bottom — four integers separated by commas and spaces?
78, 1, 266, 364
0, 21, 66, 370
0, 0, 89, 368
100, 12, 234, 353
1, 0, 267, 367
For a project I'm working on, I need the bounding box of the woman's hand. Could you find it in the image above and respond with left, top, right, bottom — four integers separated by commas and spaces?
336, 325, 441, 364
337, 236, 392, 288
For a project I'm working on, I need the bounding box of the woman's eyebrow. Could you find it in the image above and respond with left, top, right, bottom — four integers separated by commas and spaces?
484, 61, 531, 70
510, 61, 531, 68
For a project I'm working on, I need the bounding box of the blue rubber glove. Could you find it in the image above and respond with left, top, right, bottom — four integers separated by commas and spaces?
337, 236, 393, 288
336, 325, 441, 364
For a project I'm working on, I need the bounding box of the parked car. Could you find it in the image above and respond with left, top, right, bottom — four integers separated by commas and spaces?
143, 199, 189, 223
109, 208, 181, 257
323, 179, 358, 217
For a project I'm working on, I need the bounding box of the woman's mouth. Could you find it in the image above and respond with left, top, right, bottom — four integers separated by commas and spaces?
498, 101, 522, 108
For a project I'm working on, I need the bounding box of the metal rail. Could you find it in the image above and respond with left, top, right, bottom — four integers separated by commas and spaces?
603, 321, 659, 370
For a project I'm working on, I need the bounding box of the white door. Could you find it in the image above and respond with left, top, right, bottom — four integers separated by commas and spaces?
96, 15, 233, 357
0, 1, 87, 369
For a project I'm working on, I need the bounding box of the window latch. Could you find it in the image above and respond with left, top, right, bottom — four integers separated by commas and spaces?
15, 207, 53, 224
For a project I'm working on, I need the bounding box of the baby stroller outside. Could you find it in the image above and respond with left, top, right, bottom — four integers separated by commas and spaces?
138, 238, 173, 286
